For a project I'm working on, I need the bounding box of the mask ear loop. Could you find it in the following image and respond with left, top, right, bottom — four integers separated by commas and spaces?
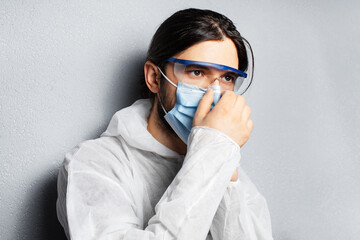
157, 67, 178, 88
157, 92, 168, 114
156, 66, 177, 114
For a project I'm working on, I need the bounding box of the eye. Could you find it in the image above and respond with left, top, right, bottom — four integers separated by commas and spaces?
190, 70, 202, 77
222, 74, 235, 82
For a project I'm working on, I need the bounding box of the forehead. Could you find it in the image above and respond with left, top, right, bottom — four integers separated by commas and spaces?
173, 38, 239, 69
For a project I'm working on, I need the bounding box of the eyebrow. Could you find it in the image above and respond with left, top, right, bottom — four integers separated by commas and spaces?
185, 64, 211, 70
186, 64, 238, 76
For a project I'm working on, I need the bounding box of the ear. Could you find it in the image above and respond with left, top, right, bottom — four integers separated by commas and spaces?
144, 61, 161, 94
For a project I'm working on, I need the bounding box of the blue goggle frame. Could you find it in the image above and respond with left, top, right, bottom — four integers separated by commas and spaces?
166, 57, 247, 78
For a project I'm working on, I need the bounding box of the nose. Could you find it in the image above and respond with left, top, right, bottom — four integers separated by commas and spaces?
210, 78, 220, 86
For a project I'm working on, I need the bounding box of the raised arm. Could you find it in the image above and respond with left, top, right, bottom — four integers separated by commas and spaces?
57, 127, 240, 240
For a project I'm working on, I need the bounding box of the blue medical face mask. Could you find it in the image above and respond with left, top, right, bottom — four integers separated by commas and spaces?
157, 67, 221, 144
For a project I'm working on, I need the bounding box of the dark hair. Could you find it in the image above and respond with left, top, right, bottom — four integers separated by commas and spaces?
141, 8, 254, 98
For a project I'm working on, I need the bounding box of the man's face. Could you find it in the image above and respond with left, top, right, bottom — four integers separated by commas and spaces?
157, 37, 239, 132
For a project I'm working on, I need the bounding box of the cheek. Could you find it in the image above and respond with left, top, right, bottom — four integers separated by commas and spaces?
161, 82, 177, 110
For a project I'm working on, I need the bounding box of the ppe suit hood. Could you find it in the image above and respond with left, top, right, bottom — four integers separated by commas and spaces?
101, 98, 182, 160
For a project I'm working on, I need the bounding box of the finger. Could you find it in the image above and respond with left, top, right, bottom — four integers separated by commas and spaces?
214, 90, 236, 110
247, 119, 254, 132
194, 88, 214, 122
220, 90, 236, 101
230, 169, 238, 182
241, 105, 252, 123
235, 95, 246, 110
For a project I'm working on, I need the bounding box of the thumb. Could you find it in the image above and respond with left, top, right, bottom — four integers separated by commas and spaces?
194, 88, 214, 125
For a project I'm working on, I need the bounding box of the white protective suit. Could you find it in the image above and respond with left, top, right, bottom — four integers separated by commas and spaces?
56, 98, 273, 240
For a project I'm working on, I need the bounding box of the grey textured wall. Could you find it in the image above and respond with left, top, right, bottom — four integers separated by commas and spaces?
1, 1, 359, 239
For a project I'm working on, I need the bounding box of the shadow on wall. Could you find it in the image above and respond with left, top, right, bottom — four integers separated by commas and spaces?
19, 174, 67, 240
18, 53, 148, 240
42, 176, 67, 240
110, 51, 148, 110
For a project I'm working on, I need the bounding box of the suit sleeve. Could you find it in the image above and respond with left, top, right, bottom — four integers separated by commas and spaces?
209, 167, 274, 240
144, 126, 241, 239
58, 127, 243, 240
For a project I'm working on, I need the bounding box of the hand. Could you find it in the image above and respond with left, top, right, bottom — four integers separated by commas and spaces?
193, 88, 254, 148
230, 169, 238, 182
193, 85, 253, 182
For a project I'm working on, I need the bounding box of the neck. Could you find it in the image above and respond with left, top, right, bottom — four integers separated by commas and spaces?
147, 97, 187, 156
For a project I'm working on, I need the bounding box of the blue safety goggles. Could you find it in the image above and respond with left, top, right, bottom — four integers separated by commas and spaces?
167, 57, 247, 78
165, 57, 249, 95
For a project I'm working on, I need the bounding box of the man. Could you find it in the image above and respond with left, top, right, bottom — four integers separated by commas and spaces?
57, 8, 273, 240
